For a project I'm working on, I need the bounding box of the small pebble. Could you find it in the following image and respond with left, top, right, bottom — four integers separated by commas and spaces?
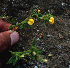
37, 38, 40, 41
34, 66, 38, 68
47, 35, 52, 37
48, 53, 53, 56
23, 33, 24, 34
37, 30, 39, 33
48, 10, 50, 13
57, 45, 61, 49
61, 2, 66, 6
37, 25, 38, 27
39, 35, 42, 38
59, 33, 63, 38
41, 43, 45, 45
40, 33, 42, 35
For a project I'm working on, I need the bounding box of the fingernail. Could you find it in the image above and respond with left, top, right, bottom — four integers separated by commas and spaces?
10, 31, 19, 45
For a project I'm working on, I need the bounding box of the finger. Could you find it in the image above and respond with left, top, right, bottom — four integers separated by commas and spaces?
0, 30, 19, 53
0, 19, 17, 32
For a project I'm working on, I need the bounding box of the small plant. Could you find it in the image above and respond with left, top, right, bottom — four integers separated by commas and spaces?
7, 38, 43, 65
40, 13, 54, 26
7, 9, 54, 66
8, 9, 54, 30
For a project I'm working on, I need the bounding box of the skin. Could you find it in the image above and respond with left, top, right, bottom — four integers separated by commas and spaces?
0, 19, 19, 53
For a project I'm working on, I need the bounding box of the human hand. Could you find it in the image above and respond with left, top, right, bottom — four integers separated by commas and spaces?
0, 19, 19, 53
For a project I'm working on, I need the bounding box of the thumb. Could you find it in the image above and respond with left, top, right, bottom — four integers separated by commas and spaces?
0, 30, 19, 53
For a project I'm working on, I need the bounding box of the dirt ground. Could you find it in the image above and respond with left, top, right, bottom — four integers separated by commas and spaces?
0, 0, 70, 68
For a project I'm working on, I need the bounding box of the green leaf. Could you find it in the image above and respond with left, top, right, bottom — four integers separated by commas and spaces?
32, 14, 38, 18
7, 56, 13, 64
23, 24, 26, 28
31, 8, 33, 13
19, 24, 23, 29
32, 38, 36, 46
7, 51, 23, 65
44, 21, 46, 27
13, 56, 18, 66
38, 13, 43, 17
12, 18, 15, 23
8, 24, 13, 29
9, 24, 12, 29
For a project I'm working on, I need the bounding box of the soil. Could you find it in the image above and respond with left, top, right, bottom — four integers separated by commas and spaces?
0, 0, 70, 68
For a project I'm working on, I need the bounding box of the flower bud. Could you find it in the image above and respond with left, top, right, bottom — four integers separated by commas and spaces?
20, 54, 24, 57
33, 51, 36, 56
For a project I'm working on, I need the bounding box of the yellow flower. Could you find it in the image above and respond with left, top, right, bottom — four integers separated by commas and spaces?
49, 17, 54, 24
29, 19, 34, 23
38, 9, 40, 13
49, 20, 52, 23
28, 19, 34, 25
28, 21, 33, 25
